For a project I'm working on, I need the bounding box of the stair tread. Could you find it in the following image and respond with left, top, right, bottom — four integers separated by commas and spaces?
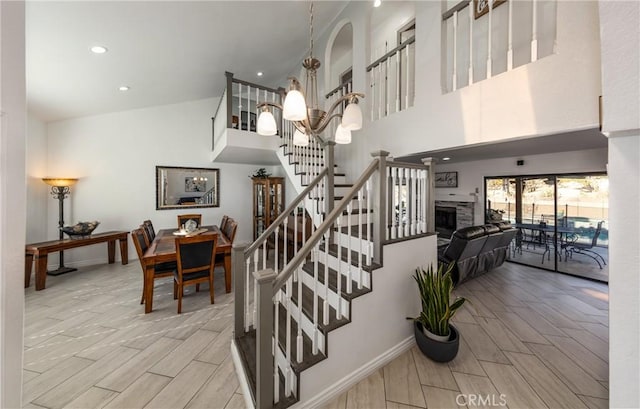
301, 261, 371, 301
289, 277, 351, 333
318, 243, 381, 272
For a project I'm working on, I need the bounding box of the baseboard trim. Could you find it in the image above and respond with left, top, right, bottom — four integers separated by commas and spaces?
231, 338, 255, 409
292, 336, 416, 409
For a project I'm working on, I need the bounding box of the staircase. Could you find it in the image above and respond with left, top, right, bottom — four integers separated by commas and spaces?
230, 121, 436, 408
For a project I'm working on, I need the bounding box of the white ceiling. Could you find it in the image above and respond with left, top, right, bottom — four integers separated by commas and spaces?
26, 1, 348, 123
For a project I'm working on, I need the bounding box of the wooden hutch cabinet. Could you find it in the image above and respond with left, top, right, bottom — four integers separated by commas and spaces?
252, 177, 285, 240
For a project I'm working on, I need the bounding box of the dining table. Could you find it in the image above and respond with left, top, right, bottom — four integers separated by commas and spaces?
141, 225, 231, 313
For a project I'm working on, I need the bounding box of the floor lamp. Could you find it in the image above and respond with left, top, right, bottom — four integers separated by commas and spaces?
42, 177, 78, 275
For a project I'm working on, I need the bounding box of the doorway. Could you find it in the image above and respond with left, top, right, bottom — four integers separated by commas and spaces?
485, 173, 609, 282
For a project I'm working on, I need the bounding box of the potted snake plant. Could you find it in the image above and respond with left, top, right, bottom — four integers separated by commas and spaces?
409, 262, 467, 362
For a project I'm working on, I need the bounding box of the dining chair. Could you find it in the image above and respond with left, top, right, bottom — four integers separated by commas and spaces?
220, 215, 229, 233
131, 228, 176, 304
142, 220, 155, 242
215, 219, 237, 270
174, 234, 218, 313
177, 214, 202, 229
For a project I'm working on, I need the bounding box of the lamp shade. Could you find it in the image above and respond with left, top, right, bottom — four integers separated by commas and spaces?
341, 102, 363, 131
283, 90, 307, 121
42, 178, 78, 187
293, 129, 310, 147
335, 124, 352, 144
257, 110, 278, 136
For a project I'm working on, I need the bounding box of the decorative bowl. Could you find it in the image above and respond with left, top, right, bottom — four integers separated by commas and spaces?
61, 221, 100, 239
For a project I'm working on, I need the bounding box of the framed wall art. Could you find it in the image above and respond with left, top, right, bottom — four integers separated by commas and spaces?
435, 172, 458, 188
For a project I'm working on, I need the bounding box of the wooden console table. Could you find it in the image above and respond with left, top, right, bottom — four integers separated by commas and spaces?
25, 231, 129, 291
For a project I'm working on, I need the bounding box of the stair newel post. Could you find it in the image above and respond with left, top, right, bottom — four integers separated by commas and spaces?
254, 268, 276, 409
371, 150, 390, 265
421, 157, 435, 233
325, 141, 336, 218
232, 242, 248, 337
225, 72, 234, 129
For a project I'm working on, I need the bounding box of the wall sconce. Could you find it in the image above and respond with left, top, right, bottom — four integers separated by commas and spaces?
42, 177, 78, 275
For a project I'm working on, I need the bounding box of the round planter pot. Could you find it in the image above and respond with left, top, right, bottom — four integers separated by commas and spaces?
414, 321, 460, 362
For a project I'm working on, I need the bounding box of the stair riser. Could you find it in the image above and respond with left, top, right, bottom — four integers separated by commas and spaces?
317, 253, 371, 290
300, 269, 351, 321
332, 232, 374, 255
276, 289, 327, 356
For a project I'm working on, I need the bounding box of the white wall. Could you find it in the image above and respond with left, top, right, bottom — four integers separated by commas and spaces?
26, 114, 48, 243
319, 0, 602, 180
41, 98, 273, 267
0, 1, 26, 407
599, 1, 640, 407
435, 147, 608, 225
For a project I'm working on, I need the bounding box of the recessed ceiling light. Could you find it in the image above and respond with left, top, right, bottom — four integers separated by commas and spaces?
118, 86, 130, 91
90, 45, 108, 54
442, 157, 451, 161
257, 72, 263, 77
374, 0, 382, 7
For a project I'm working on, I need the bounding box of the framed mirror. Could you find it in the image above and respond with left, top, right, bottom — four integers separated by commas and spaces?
156, 166, 220, 210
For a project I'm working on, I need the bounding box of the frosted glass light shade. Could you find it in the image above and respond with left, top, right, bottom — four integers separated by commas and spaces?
335, 124, 352, 144
257, 111, 278, 135
293, 129, 310, 147
341, 103, 363, 131
42, 178, 78, 187
283, 90, 307, 121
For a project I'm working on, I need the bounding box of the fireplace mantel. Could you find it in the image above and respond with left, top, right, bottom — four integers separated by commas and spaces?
435, 192, 478, 203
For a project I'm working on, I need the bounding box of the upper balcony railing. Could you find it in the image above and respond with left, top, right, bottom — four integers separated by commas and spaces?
212, 72, 284, 150
367, 36, 416, 121
443, 0, 557, 92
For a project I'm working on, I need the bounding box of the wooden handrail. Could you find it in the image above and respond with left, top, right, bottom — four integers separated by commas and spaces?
325, 80, 353, 100
366, 36, 416, 72
231, 76, 282, 95
442, 0, 471, 21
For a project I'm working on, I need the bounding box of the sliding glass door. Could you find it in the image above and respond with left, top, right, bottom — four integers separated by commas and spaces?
485, 173, 608, 282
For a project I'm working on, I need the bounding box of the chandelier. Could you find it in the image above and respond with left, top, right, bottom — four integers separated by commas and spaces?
256, 2, 364, 146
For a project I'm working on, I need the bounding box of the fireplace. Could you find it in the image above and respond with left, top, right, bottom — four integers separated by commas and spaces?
435, 206, 457, 238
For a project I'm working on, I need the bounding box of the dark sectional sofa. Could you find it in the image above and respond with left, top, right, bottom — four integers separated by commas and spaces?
438, 222, 517, 286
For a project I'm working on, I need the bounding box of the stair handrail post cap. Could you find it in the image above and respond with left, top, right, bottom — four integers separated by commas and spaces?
421, 157, 435, 165
233, 241, 250, 251
253, 268, 277, 283
371, 150, 390, 158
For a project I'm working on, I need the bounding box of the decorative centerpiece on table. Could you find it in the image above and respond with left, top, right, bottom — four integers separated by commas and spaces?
61, 221, 100, 239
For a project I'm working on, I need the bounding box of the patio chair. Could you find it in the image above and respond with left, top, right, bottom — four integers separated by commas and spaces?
566, 221, 607, 269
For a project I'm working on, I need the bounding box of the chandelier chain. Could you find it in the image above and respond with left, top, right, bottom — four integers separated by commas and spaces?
309, 2, 314, 58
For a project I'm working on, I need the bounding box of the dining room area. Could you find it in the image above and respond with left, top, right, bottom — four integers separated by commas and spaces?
22, 212, 247, 409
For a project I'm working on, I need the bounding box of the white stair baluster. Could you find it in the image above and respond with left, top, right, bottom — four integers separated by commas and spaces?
285, 276, 292, 397
391, 167, 398, 239
531, 0, 538, 62
469, 4, 474, 85
507, 0, 513, 70
296, 263, 303, 363
410, 168, 417, 235
358, 188, 364, 289
323, 231, 330, 326
274, 295, 280, 404
335, 218, 342, 319
395, 50, 400, 112
370, 69, 375, 121
245, 258, 251, 331
404, 168, 410, 237
487, 0, 493, 79
346, 202, 352, 294
313, 246, 319, 354
366, 180, 372, 265
253, 252, 259, 327
452, 10, 458, 91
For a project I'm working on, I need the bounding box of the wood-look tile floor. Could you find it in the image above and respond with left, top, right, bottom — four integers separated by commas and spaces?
323, 262, 609, 409
23, 261, 609, 409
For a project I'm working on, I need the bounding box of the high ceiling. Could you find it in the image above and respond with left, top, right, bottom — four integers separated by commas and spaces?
26, 1, 348, 122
